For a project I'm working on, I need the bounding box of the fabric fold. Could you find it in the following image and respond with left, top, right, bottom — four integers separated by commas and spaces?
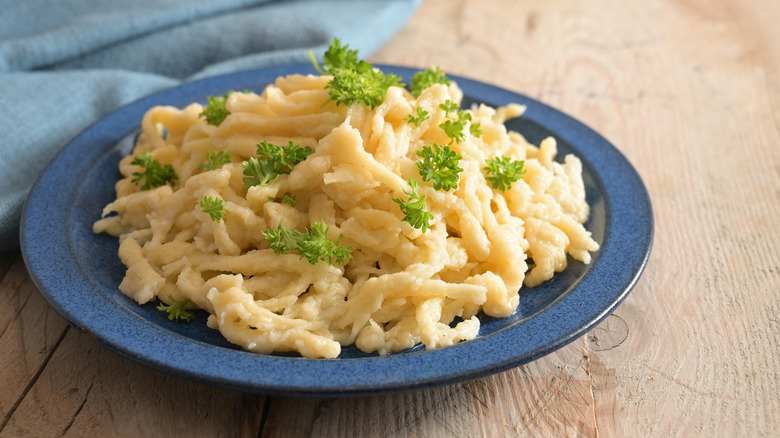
0, 0, 421, 250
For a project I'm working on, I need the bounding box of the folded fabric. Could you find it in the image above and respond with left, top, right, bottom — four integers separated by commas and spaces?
0, 0, 420, 251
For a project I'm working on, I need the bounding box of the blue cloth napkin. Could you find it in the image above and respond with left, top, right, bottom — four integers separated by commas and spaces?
0, 0, 420, 251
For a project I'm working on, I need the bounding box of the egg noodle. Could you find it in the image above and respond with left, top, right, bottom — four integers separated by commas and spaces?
93, 71, 599, 359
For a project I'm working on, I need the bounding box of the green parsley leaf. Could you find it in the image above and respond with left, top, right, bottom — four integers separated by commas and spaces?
392, 179, 433, 232
198, 196, 227, 222
439, 100, 459, 116
156, 294, 195, 322
439, 109, 478, 144
242, 141, 314, 190
439, 115, 468, 144
267, 194, 298, 207
130, 151, 178, 190
242, 157, 276, 190
263, 223, 305, 255
406, 107, 430, 127
484, 156, 526, 192
311, 39, 403, 109
199, 92, 232, 126
310, 38, 373, 75
322, 38, 372, 73
199, 150, 234, 170
281, 194, 297, 207
327, 68, 403, 109
438, 101, 482, 144
415, 143, 463, 191
410, 66, 450, 97
256, 140, 314, 175
470, 122, 483, 137
300, 222, 354, 265
262, 221, 353, 265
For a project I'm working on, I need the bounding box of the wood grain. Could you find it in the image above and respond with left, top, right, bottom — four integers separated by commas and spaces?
2, 0, 779, 436
0, 255, 266, 438
373, 1, 780, 436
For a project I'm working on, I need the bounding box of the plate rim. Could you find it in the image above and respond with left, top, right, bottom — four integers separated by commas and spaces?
20, 63, 654, 396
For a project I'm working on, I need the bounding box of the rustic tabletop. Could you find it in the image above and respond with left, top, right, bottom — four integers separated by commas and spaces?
2, 0, 779, 436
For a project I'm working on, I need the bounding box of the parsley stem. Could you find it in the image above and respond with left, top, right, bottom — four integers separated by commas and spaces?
308, 50, 327, 75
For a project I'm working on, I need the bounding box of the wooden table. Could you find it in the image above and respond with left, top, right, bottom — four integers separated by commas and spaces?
2, 0, 779, 435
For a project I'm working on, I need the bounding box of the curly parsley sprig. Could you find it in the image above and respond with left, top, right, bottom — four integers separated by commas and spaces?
326, 66, 403, 109
310, 38, 403, 109
263, 221, 353, 266
438, 100, 482, 144
198, 196, 227, 222
406, 107, 429, 127
267, 194, 297, 207
199, 92, 232, 126
130, 151, 178, 190
256, 140, 314, 175
199, 150, 234, 170
410, 66, 450, 97
319, 38, 372, 74
280, 194, 297, 207
392, 179, 433, 232
439, 100, 459, 116
470, 122, 483, 137
242, 157, 275, 190
416, 143, 463, 191
156, 294, 195, 322
242, 141, 314, 190
484, 156, 526, 192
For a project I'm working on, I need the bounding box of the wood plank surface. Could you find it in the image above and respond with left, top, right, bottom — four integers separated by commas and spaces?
2, 0, 779, 436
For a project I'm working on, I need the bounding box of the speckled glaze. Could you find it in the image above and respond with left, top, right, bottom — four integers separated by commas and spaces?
20, 64, 653, 396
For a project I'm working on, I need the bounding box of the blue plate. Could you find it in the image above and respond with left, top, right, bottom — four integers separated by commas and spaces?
21, 64, 653, 395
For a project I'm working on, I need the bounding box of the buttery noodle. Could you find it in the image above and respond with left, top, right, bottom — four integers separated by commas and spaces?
93, 74, 599, 358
